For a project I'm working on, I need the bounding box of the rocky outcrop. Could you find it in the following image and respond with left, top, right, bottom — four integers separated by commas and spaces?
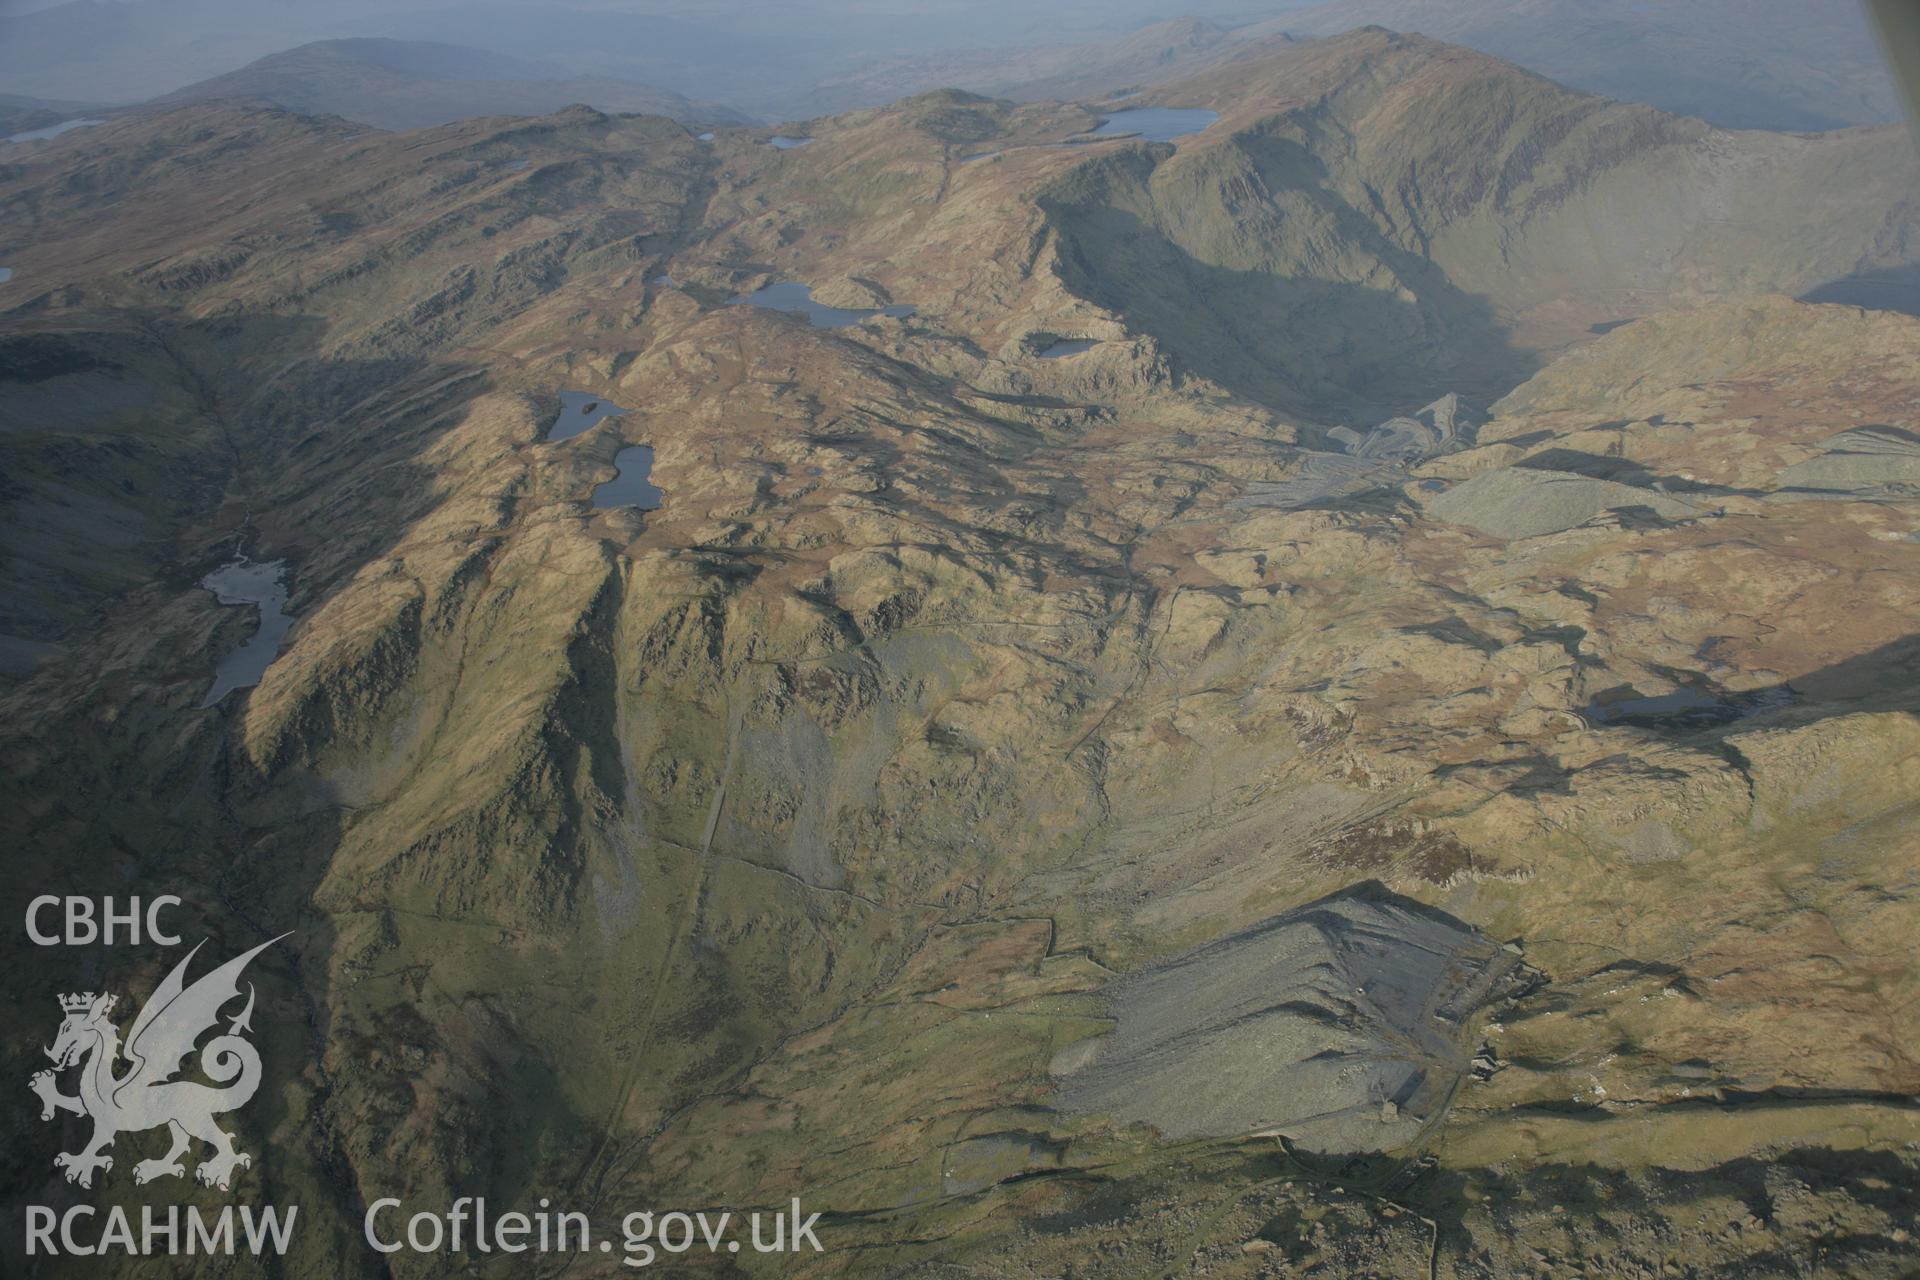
1053, 883, 1528, 1150
1422, 464, 1704, 538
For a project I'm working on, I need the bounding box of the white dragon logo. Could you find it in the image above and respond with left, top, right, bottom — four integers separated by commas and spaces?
29, 934, 286, 1192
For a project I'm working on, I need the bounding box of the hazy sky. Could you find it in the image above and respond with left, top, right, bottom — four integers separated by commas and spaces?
0, 0, 1316, 106
0, 0, 1896, 133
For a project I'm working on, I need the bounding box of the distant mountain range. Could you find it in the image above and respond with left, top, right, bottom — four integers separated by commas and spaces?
1269, 0, 1899, 131
886, 0, 1899, 132
0, 0, 1901, 132
800, 17, 1257, 116
151, 38, 753, 130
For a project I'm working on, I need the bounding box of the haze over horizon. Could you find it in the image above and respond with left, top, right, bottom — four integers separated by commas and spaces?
0, 0, 1898, 130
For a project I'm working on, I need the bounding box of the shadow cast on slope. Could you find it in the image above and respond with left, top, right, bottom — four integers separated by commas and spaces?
0, 305, 579, 1265
1575, 632, 1920, 744
1800, 263, 1920, 318
1041, 136, 1540, 424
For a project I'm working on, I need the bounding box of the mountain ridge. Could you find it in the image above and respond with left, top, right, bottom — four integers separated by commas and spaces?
1024, 28, 1920, 415
1271, 0, 1899, 131
151, 36, 754, 130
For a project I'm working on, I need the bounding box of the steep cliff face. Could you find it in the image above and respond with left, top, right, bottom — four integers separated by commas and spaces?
1037, 30, 1920, 416
3, 30, 1919, 1278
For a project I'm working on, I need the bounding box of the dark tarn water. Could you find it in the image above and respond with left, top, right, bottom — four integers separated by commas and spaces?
1039, 339, 1099, 358
592, 446, 664, 509
199, 558, 293, 707
7, 117, 105, 143
729, 282, 915, 328
548, 391, 626, 442
767, 135, 813, 149
1581, 685, 1796, 729
1091, 108, 1220, 142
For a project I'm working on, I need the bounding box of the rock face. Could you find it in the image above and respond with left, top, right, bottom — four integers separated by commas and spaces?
1332, 392, 1480, 462
1054, 883, 1527, 1150
2, 30, 1919, 1280
1423, 465, 1703, 538
1776, 426, 1920, 499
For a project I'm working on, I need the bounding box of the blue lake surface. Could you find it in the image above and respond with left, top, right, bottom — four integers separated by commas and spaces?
0, 268, 11, 284
1039, 339, 1099, 358
199, 558, 293, 707
7, 117, 105, 143
548, 391, 626, 442
592, 446, 664, 509
1091, 108, 1219, 142
1581, 685, 1796, 729
767, 135, 813, 149
729, 282, 915, 328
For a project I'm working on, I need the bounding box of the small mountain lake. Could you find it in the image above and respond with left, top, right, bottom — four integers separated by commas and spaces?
1091, 108, 1219, 142
199, 558, 293, 707
767, 135, 813, 149
592, 446, 664, 510
548, 391, 626, 442
7, 117, 105, 143
1580, 685, 1796, 729
729, 282, 915, 328
1039, 338, 1099, 358
0, 268, 12, 284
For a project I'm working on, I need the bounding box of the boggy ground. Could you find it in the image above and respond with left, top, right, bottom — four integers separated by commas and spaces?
1, 29, 1917, 1278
